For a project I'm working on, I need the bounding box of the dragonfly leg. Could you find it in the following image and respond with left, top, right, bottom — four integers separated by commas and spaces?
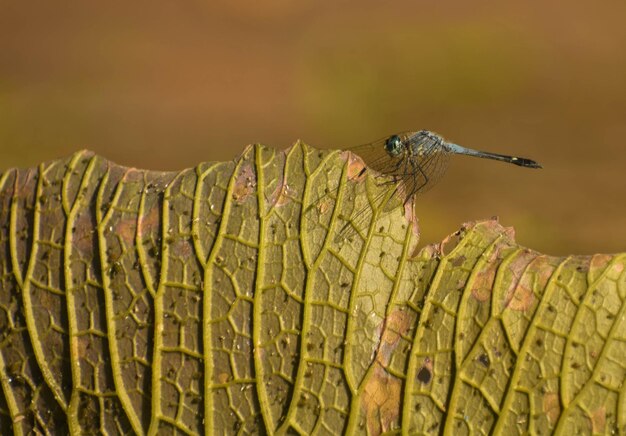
414, 160, 429, 192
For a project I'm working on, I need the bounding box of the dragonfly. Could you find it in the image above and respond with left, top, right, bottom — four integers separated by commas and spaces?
324, 130, 542, 241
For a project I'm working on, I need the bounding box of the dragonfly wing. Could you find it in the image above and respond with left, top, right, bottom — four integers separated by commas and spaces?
333, 176, 404, 243
346, 137, 406, 175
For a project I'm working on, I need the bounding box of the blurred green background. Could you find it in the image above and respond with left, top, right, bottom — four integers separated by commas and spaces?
1, 1, 625, 255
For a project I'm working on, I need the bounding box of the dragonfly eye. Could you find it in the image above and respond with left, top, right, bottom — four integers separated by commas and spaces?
385, 135, 403, 157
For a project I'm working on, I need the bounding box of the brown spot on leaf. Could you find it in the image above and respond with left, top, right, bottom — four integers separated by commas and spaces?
506, 282, 534, 311
170, 238, 192, 258
470, 244, 504, 302
124, 168, 144, 183
375, 309, 412, 367
612, 262, 624, 275
343, 152, 368, 182
362, 365, 402, 435
502, 226, 516, 240
503, 250, 539, 311
114, 217, 137, 244
506, 256, 555, 311
268, 173, 296, 208
232, 164, 256, 203
72, 212, 96, 257
543, 392, 560, 425
403, 197, 420, 240
138, 202, 160, 236
270, 148, 290, 207
450, 255, 466, 267
590, 254, 612, 272
474, 219, 516, 243
438, 229, 463, 257
590, 406, 606, 433
316, 196, 333, 216
217, 373, 230, 384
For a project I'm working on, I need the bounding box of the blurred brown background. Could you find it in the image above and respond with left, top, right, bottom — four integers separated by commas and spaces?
1, 1, 625, 255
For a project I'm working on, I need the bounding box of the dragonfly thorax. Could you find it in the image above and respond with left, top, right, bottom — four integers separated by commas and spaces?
408, 130, 445, 157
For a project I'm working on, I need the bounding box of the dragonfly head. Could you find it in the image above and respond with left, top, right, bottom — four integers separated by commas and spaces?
385, 134, 404, 158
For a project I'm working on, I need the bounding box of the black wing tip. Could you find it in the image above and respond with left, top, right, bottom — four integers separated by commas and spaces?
513, 158, 542, 169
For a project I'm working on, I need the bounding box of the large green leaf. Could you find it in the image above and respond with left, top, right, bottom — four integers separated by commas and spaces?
0, 144, 624, 435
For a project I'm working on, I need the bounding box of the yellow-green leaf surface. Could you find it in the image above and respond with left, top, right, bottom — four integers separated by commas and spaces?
0, 144, 624, 435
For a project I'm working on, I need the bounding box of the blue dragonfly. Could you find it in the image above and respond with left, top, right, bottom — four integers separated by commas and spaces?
328, 130, 541, 242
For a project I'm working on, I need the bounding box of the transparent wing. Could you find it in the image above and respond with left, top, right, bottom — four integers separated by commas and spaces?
346, 136, 404, 175
335, 132, 452, 242
301, 136, 401, 241
303, 131, 453, 244
333, 178, 401, 243
332, 135, 409, 242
